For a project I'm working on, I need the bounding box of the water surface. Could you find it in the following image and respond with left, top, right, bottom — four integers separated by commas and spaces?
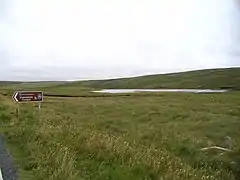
93, 89, 228, 94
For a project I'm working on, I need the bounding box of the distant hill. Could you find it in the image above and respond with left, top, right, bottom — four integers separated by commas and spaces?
0, 81, 65, 90
1, 68, 239, 92
72, 68, 240, 90
0, 81, 21, 85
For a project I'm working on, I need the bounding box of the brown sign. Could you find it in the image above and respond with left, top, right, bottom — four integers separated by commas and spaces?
12, 91, 43, 103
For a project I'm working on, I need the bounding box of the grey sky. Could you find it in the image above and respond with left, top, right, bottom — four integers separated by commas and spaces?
0, 0, 240, 81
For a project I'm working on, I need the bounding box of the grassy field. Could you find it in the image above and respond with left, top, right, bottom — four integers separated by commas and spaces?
0, 91, 240, 180
69, 68, 240, 90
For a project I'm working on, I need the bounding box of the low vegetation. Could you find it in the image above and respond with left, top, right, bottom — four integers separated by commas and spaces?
69, 68, 240, 90
0, 91, 239, 180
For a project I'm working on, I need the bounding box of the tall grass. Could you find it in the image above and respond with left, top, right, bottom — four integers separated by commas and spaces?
0, 92, 239, 179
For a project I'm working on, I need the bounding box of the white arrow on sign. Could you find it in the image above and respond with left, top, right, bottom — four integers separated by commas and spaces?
12, 92, 19, 102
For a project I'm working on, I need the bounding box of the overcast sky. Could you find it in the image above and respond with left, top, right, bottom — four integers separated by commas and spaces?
0, 0, 240, 81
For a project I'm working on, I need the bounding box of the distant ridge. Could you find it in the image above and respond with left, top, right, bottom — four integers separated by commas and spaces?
69, 68, 240, 90
1, 68, 239, 90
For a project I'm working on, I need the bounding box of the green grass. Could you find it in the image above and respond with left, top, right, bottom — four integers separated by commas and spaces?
69, 68, 240, 90
0, 67, 239, 179
0, 91, 240, 180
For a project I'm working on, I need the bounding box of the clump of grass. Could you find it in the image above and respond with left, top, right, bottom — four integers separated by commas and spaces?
27, 140, 80, 180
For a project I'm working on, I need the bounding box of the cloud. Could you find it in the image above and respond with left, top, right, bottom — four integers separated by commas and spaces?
0, 0, 239, 80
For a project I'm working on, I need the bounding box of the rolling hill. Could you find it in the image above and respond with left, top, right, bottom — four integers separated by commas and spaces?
1, 68, 239, 93
68, 67, 240, 90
